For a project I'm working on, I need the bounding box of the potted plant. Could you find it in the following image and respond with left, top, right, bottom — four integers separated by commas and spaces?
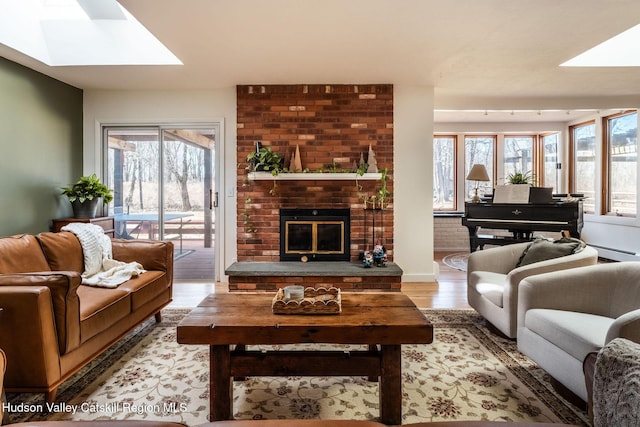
61, 174, 114, 218
507, 170, 534, 185
247, 143, 283, 175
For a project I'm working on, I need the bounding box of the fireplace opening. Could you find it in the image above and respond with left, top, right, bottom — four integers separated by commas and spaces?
280, 208, 350, 261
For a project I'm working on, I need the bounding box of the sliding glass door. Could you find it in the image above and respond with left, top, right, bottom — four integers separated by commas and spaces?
104, 125, 217, 280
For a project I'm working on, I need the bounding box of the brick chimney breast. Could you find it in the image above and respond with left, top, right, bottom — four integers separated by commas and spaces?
236, 84, 394, 262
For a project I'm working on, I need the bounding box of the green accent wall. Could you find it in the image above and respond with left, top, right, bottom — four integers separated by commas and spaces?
0, 57, 83, 236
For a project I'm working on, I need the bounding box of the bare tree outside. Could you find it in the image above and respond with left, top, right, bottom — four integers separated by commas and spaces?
433, 136, 455, 210
572, 123, 596, 213
465, 136, 494, 200
504, 136, 533, 183
607, 112, 638, 216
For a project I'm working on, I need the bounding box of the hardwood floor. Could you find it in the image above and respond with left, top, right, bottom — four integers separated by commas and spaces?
169, 251, 469, 309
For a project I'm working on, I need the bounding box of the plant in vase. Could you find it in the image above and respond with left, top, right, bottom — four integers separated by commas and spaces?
61, 174, 114, 218
506, 170, 535, 185
247, 144, 283, 195
246, 144, 283, 175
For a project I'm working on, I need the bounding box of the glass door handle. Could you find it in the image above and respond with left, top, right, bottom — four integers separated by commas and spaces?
211, 189, 218, 208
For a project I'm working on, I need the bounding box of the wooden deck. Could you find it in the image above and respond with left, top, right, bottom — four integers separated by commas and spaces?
173, 238, 215, 280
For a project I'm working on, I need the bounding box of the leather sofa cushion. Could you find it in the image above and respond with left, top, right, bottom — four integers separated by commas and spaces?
0, 234, 50, 273
112, 239, 174, 272
524, 308, 612, 361
117, 271, 168, 311
37, 231, 84, 273
77, 286, 131, 342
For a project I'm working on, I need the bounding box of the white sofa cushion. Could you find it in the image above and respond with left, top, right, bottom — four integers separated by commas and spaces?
525, 309, 613, 361
469, 271, 507, 307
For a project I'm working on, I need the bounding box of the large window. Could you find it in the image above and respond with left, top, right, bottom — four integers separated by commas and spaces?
605, 111, 638, 216
504, 136, 534, 183
570, 121, 596, 213
541, 133, 559, 192
465, 136, 495, 200
433, 136, 456, 210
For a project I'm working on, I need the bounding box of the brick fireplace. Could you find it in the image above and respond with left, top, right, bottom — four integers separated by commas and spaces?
232, 84, 398, 291
280, 208, 351, 261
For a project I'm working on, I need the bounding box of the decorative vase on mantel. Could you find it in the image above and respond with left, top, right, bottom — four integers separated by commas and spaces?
71, 198, 100, 218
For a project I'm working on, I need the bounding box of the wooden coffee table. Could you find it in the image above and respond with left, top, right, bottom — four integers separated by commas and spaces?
177, 292, 433, 424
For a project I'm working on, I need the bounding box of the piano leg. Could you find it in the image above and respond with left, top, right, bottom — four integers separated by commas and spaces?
466, 226, 480, 252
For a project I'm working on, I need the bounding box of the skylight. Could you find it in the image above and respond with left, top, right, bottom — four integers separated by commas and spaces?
561, 23, 640, 67
0, 0, 182, 66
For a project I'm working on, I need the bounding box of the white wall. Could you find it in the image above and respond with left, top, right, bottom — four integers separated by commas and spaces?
83, 88, 237, 280
394, 86, 436, 281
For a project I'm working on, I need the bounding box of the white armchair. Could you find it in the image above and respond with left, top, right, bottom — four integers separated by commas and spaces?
467, 241, 598, 338
517, 261, 640, 402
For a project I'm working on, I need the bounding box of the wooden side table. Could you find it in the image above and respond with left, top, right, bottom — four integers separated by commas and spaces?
52, 216, 115, 237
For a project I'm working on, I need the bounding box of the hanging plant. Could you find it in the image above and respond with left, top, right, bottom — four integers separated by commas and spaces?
376, 168, 392, 208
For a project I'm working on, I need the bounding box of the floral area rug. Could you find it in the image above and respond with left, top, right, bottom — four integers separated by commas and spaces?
442, 252, 469, 272
5, 308, 589, 426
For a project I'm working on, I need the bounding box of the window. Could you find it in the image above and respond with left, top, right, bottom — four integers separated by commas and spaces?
541, 133, 559, 192
570, 121, 596, 213
433, 136, 456, 210
504, 136, 534, 183
465, 136, 495, 200
605, 111, 638, 216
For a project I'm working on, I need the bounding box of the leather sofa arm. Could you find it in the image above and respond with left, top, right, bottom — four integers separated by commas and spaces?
111, 239, 174, 273
0, 287, 63, 390
0, 272, 81, 354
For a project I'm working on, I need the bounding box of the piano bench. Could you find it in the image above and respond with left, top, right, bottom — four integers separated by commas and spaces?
475, 234, 532, 250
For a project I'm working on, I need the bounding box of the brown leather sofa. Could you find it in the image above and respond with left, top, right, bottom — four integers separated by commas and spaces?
0, 232, 174, 403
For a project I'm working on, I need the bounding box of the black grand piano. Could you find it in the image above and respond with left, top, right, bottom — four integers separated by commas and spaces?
462, 200, 583, 252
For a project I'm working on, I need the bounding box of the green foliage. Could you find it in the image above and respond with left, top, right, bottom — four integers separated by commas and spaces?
61, 174, 113, 204
247, 146, 283, 175
507, 170, 534, 185
240, 196, 257, 233
355, 162, 369, 176
356, 168, 392, 208
376, 168, 391, 206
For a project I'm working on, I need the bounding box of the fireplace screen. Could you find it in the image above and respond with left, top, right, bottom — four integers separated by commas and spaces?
280, 209, 350, 261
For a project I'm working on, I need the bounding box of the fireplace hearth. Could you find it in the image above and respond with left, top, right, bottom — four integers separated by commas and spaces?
280, 208, 350, 261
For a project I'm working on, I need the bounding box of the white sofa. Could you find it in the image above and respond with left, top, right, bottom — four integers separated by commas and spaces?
467, 241, 598, 338
517, 262, 640, 401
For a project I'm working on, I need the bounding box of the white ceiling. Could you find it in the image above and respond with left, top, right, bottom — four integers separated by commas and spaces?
2, 0, 640, 121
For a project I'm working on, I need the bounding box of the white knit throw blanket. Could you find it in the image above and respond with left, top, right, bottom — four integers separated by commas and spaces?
61, 222, 145, 288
